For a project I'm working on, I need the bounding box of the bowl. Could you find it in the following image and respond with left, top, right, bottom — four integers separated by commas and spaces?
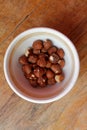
4, 27, 80, 104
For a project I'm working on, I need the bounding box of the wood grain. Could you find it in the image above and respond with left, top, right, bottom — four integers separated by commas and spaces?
0, 0, 42, 44
0, 0, 87, 130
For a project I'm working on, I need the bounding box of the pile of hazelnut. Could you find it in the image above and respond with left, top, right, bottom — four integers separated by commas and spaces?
19, 39, 65, 88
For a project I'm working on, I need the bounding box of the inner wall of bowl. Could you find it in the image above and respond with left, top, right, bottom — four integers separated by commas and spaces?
9, 32, 74, 100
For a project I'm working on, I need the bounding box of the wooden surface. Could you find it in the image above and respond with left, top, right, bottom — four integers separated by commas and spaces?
0, 0, 87, 130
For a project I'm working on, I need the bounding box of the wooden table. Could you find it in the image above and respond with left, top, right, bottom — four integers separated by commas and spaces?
0, 0, 87, 130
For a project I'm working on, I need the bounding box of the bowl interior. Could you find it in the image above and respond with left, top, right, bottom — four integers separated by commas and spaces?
4, 28, 79, 103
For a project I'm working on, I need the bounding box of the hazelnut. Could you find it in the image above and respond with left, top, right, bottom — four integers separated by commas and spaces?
48, 46, 57, 55
22, 64, 32, 74
48, 78, 56, 85
37, 76, 47, 87
46, 69, 55, 79
39, 53, 48, 58
39, 53, 48, 62
29, 79, 37, 87
51, 64, 62, 74
43, 39, 52, 50
34, 67, 44, 77
33, 40, 43, 50
58, 59, 65, 68
46, 61, 52, 68
39, 53, 45, 58
28, 54, 38, 63
41, 48, 47, 53
27, 72, 37, 80
25, 47, 33, 57
55, 73, 64, 83
24, 73, 30, 79
49, 53, 60, 63
37, 57, 47, 67
33, 49, 40, 54
57, 48, 65, 58
19, 55, 28, 65
32, 64, 37, 69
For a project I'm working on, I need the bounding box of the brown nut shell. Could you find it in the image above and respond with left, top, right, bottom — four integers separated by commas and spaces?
29, 79, 37, 87
27, 72, 37, 80
51, 64, 62, 74
55, 73, 64, 83
33, 49, 40, 54
48, 78, 56, 85
58, 59, 65, 68
57, 48, 65, 58
48, 46, 57, 55
43, 39, 52, 50
34, 67, 44, 77
46, 69, 55, 79
49, 53, 60, 63
28, 54, 38, 63
19, 55, 28, 65
46, 61, 52, 68
22, 64, 32, 74
37, 76, 47, 87
37, 57, 47, 67
24, 73, 31, 79
33, 40, 43, 50
41, 48, 47, 53
39, 53, 48, 59
32, 63, 37, 69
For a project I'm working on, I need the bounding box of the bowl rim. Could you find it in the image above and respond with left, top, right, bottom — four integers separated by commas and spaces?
4, 27, 80, 104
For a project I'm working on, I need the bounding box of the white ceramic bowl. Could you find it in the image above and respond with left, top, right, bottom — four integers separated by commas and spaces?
4, 27, 80, 104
